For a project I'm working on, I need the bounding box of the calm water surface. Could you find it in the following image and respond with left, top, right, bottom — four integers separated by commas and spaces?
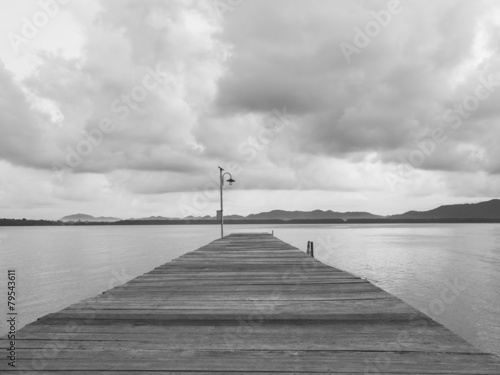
0, 224, 499, 357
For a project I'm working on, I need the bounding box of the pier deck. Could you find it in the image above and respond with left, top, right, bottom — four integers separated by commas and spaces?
2, 233, 500, 373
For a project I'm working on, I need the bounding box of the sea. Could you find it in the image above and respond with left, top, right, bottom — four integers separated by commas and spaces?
0, 223, 499, 356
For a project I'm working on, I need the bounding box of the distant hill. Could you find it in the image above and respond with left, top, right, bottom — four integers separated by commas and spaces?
60, 214, 121, 222
60, 199, 500, 223
128, 216, 178, 221
184, 215, 216, 221
245, 209, 381, 221
388, 199, 500, 219
179, 210, 379, 221
221, 214, 246, 220
175, 214, 247, 221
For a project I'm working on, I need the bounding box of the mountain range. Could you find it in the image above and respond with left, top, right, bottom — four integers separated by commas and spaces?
60, 199, 500, 222
388, 199, 500, 219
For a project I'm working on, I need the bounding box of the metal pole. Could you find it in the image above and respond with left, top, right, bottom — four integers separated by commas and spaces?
219, 167, 224, 238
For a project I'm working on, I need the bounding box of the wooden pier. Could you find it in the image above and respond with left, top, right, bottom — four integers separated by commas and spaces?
2, 233, 500, 373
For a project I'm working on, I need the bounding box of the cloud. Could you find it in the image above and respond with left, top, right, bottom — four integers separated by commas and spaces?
0, 61, 59, 169
1, 0, 500, 218
3, 0, 230, 177
213, 0, 500, 175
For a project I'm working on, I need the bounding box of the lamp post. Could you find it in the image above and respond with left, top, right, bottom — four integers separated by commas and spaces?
218, 166, 235, 238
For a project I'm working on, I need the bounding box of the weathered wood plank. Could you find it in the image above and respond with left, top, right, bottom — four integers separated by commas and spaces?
2, 350, 500, 373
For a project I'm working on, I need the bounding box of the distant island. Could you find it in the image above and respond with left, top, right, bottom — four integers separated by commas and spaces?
60, 213, 122, 222
2, 199, 500, 226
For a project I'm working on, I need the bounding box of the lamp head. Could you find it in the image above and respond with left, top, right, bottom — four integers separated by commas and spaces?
227, 178, 236, 186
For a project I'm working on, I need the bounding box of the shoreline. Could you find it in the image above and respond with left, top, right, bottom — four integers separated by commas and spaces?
2, 218, 500, 226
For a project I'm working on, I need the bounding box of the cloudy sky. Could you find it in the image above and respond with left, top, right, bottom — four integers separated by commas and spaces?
1, 0, 500, 220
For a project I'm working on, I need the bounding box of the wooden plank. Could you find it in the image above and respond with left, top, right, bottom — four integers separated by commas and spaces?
10, 322, 482, 353
2, 351, 500, 373
1, 233, 499, 373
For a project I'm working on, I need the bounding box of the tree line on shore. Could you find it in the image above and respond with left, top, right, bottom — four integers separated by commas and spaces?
2, 218, 500, 226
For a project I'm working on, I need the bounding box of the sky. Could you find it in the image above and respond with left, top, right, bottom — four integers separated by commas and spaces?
1, 0, 500, 220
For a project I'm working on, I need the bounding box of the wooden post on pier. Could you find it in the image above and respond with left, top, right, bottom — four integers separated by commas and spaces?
307, 241, 314, 257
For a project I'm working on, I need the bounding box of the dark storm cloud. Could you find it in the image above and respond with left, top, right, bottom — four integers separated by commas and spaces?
213, 0, 500, 174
